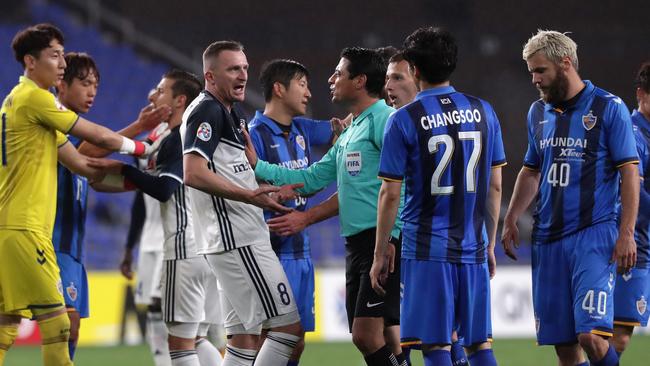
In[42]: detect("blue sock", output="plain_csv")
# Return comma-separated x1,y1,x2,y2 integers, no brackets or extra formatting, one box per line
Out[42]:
68,340,76,360
450,341,468,366
467,349,497,366
591,344,619,366
402,348,412,366
287,361,299,366
424,350,452,366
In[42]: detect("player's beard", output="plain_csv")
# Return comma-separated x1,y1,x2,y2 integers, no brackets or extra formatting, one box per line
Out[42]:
539,68,569,105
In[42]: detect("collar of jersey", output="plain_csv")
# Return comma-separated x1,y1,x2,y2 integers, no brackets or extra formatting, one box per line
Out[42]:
632,109,650,135
414,85,456,101
19,75,39,89
252,110,300,136
543,80,595,113
352,99,389,126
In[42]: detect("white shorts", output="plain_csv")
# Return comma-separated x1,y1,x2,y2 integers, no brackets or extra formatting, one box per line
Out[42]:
161,256,218,323
135,250,164,305
207,244,299,332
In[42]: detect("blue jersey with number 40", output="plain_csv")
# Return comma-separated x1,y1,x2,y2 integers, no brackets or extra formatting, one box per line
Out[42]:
524,81,638,244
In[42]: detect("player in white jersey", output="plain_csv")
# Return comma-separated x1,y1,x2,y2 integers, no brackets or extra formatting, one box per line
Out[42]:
181,41,303,366
93,70,223,366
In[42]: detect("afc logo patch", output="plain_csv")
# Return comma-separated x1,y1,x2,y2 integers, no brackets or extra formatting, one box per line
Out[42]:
296,135,306,151
637,296,647,316
197,122,212,141
582,110,597,130
54,98,68,111
66,282,78,302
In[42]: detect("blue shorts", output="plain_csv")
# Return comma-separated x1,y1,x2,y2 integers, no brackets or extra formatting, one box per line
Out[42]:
614,267,650,327
400,259,491,347
532,222,617,345
280,258,315,331
56,252,89,318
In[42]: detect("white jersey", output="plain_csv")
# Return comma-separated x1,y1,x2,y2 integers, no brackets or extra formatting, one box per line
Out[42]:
151,127,201,260
181,91,269,253
139,189,164,252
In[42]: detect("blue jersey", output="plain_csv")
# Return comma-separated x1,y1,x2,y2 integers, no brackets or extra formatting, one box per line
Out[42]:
52,135,88,261
379,86,506,263
248,111,332,259
524,81,639,244
628,110,649,267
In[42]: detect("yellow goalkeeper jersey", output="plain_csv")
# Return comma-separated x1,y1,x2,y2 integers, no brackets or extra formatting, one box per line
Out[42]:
0,76,77,237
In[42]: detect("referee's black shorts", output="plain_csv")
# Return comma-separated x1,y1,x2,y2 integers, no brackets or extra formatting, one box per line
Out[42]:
344,227,401,332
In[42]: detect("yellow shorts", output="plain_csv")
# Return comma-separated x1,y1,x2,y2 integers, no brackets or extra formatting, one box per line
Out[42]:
0,230,64,317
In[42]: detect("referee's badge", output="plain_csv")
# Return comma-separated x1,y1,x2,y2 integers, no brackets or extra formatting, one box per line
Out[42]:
296,135,306,151
582,110,597,130
66,282,78,302
197,122,212,141
346,151,362,176
637,296,647,316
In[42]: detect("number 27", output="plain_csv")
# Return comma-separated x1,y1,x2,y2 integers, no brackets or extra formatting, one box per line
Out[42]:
428,131,481,195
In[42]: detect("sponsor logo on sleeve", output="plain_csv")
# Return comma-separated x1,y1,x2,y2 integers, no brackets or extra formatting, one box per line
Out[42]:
197,122,212,141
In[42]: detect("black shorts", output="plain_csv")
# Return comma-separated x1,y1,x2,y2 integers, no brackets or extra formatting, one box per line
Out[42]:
344,227,401,332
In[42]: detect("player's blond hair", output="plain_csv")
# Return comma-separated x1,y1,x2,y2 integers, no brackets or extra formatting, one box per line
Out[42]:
522,30,579,71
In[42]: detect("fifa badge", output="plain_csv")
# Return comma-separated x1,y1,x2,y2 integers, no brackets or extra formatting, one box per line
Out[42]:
582,110,597,130
637,296,647,316
66,282,78,302
345,151,362,176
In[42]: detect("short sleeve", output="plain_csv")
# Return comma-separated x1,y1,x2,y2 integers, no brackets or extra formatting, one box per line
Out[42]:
182,102,224,161
489,107,507,167
55,131,68,147
295,117,332,146
605,101,639,167
523,105,541,170
378,112,408,181
26,90,78,133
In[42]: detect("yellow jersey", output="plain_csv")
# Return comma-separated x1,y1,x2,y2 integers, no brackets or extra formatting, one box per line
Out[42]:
0,76,77,237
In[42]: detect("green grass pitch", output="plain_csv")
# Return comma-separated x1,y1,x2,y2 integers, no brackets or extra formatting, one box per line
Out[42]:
6,336,650,365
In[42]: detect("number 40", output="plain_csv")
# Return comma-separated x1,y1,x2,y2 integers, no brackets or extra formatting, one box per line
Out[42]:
582,290,607,315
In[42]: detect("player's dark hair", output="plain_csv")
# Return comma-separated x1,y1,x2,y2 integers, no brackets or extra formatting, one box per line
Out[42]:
389,51,406,64
340,47,388,97
259,59,309,102
376,46,398,64
635,61,650,93
62,52,100,86
202,40,244,63
12,23,65,68
164,69,202,108
403,27,457,84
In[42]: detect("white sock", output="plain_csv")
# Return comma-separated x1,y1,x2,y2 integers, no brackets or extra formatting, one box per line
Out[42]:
195,338,223,366
222,345,256,366
170,350,200,366
147,312,172,366
255,332,300,366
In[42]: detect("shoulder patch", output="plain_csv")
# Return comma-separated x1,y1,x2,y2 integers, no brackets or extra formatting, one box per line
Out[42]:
197,122,212,141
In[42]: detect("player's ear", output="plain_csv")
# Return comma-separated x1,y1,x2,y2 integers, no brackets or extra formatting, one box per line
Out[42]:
636,87,644,103
23,54,37,71
273,81,285,99
175,94,187,110
354,74,367,91
204,70,215,86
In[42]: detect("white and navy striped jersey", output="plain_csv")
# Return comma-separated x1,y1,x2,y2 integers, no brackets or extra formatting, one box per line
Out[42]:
181,91,269,254
153,127,200,260
137,158,165,253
